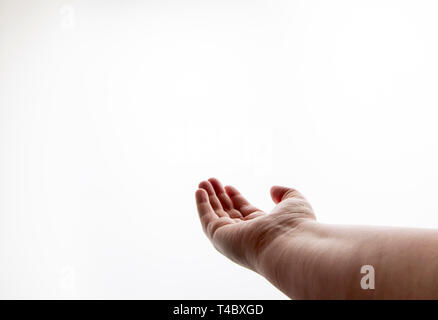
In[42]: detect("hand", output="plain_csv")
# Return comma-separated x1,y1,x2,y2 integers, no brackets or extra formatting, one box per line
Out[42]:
195,178,316,272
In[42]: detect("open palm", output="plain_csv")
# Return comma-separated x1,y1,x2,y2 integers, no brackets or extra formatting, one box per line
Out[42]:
195,178,316,271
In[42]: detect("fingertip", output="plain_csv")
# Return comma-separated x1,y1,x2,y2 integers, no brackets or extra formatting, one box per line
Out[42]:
270,185,280,195
195,188,208,202
208,177,222,190
270,185,285,204
270,185,302,203
224,185,238,196
199,180,214,195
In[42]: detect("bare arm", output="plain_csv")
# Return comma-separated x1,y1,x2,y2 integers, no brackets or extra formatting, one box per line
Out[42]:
195,178,438,299
257,221,438,299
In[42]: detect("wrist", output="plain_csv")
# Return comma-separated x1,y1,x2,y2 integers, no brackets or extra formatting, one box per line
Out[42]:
253,219,320,296
254,220,362,299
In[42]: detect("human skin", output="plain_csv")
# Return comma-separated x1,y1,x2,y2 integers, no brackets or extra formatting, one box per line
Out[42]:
195,178,438,299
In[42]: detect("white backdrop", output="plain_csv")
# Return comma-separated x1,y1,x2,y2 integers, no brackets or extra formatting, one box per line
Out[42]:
2,0,438,299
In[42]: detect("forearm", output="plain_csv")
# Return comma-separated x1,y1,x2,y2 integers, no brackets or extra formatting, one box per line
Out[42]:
257,221,438,299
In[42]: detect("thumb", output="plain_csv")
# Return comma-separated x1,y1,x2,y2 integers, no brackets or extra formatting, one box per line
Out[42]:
270,186,304,204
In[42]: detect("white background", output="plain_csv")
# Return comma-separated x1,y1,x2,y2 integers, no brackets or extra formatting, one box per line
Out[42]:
2,0,438,299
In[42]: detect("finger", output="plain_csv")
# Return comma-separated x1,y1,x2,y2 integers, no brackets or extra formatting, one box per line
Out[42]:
195,189,217,233
208,178,235,212
198,180,227,217
224,185,261,217
270,186,305,204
